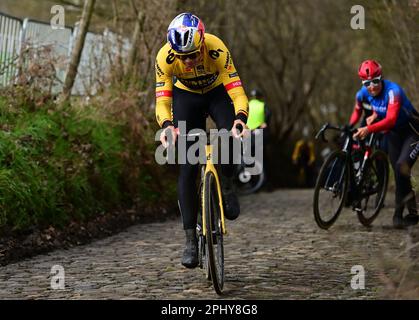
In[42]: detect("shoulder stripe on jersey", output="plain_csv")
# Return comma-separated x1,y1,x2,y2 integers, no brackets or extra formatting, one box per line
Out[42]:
388,90,394,104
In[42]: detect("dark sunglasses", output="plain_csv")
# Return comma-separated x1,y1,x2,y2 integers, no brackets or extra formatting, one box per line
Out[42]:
362,76,382,87
176,52,200,61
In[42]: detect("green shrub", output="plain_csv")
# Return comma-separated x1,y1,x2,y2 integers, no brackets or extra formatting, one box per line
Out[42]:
0,94,174,231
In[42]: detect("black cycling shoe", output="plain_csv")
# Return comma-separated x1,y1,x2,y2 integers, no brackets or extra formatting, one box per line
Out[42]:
404,192,418,227
181,229,198,268
403,213,419,227
393,208,404,229
220,175,240,220
393,214,404,229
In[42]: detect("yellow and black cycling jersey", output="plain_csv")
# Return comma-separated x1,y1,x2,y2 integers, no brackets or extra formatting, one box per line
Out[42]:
155,33,249,127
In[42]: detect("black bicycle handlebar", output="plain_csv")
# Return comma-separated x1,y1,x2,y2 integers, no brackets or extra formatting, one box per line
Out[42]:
315,123,358,143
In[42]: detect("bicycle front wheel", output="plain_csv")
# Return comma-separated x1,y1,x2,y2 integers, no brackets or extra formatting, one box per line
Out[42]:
204,171,224,295
357,150,389,226
313,150,349,229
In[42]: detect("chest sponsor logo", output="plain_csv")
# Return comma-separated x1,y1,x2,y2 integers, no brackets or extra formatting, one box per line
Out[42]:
196,65,205,74
372,103,387,114
178,72,219,90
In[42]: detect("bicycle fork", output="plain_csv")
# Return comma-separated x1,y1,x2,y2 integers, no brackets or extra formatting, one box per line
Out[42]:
201,144,226,236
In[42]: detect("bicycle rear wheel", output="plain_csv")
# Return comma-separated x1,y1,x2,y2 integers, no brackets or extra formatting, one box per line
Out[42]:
204,171,224,294
313,150,349,229
357,150,389,226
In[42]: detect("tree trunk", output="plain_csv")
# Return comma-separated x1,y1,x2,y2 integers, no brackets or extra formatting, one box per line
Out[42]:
112,0,119,29
126,7,145,78
60,0,96,103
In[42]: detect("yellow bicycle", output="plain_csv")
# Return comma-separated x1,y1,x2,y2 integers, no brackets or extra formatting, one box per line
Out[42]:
186,131,226,295
178,127,244,295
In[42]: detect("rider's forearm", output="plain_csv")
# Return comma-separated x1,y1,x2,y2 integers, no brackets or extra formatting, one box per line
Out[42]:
155,99,173,128
224,81,249,119
349,103,363,126
367,100,400,133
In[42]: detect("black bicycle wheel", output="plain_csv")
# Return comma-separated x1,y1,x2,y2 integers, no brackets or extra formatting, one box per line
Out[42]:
313,150,349,229
204,171,224,295
235,161,265,195
357,150,389,226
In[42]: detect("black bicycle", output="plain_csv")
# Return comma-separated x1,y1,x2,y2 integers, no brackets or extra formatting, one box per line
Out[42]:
313,123,389,229
234,131,265,195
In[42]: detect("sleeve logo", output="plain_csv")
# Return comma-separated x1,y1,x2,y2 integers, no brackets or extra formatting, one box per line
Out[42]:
224,52,231,69
156,62,165,77
156,90,172,98
225,80,242,91
209,49,223,60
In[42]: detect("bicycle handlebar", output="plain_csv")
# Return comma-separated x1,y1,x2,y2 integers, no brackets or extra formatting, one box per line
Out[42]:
315,123,358,143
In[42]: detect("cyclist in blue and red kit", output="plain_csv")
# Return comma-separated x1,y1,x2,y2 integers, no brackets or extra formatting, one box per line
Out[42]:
353,60,419,228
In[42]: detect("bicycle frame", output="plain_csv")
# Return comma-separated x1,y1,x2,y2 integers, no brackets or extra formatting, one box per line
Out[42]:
344,133,379,194
317,123,379,200
176,130,227,236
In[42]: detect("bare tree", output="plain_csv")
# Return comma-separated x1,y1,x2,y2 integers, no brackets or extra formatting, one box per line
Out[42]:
112,0,119,29
232,0,342,142
61,0,96,103
381,0,418,104
125,0,145,78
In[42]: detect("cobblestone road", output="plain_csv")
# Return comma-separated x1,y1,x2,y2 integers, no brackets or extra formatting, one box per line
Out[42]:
0,189,418,299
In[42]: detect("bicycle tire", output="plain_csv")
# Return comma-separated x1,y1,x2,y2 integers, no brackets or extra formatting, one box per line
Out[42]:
204,171,224,295
356,150,389,226
236,162,265,195
313,150,349,229
197,179,211,280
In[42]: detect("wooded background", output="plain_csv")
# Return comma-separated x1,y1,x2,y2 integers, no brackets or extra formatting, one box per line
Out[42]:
1,0,418,187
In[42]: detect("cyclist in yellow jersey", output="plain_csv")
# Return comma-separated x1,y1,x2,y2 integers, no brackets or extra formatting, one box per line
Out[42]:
292,128,316,188
155,13,249,268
